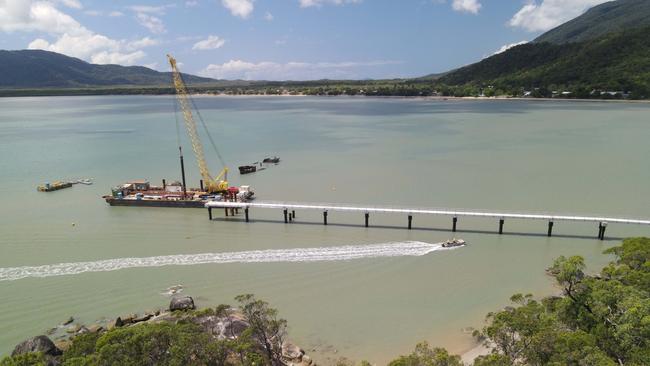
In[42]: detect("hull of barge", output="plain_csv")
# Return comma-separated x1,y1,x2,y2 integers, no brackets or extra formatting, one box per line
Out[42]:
104,197,206,208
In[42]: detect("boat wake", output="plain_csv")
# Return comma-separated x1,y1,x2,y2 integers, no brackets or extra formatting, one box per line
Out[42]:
0,241,444,282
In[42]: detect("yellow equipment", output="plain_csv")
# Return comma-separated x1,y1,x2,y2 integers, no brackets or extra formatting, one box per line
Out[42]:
168,54,228,193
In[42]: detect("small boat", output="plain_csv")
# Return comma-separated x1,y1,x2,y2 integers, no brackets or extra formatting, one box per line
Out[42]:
262,156,280,164
442,238,466,248
77,178,93,185
238,165,257,174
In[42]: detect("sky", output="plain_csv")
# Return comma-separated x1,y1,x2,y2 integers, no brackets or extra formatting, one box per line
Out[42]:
0,0,614,80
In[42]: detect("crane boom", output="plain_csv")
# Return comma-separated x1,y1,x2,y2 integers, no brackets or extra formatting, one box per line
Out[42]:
167,54,228,193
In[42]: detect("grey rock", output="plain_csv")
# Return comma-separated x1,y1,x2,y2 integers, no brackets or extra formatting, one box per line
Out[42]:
170,296,195,311
282,342,304,361
62,317,74,326
12,335,61,357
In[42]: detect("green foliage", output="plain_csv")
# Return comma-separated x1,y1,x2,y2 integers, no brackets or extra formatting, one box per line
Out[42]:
0,353,47,366
470,354,511,366
387,342,462,366
235,294,287,365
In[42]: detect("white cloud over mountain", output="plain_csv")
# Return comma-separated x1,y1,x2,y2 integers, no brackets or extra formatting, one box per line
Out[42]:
299,0,362,7
200,59,400,80
509,0,610,32
0,0,156,65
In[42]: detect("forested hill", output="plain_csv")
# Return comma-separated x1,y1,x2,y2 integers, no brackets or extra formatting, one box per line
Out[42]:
534,0,650,44
0,50,215,88
437,25,650,98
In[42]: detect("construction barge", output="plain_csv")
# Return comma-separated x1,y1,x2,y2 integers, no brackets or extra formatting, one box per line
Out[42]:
104,180,253,208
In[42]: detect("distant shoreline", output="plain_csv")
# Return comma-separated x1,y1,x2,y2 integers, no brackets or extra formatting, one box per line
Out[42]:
1,90,649,104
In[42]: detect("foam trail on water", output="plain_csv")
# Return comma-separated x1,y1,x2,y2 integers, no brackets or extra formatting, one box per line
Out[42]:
0,241,443,282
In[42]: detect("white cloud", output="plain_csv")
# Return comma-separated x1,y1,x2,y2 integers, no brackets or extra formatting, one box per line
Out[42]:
199,59,400,80
185,1,199,7
108,11,124,17
192,35,225,50
299,0,362,7
492,40,528,56
136,13,165,34
509,0,610,32
451,0,481,14
264,11,273,21
58,0,82,9
221,0,253,18
84,10,101,16
0,1,156,66
127,4,174,15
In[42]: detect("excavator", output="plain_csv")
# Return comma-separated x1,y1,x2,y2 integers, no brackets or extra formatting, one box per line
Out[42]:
168,54,229,193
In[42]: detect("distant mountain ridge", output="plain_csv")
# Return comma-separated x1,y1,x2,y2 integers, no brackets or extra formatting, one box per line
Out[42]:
534,0,650,44
0,50,215,88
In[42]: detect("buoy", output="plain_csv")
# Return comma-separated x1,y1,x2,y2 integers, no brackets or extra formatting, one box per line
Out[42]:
71,223,76,227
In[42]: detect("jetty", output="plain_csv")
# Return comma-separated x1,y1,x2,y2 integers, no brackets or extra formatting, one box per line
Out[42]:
205,200,650,240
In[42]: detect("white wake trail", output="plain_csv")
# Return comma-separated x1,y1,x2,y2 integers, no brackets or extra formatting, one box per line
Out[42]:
0,241,443,282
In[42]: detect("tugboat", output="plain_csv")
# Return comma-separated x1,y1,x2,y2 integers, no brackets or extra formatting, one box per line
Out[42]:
238,165,257,174
442,238,466,248
263,156,280,164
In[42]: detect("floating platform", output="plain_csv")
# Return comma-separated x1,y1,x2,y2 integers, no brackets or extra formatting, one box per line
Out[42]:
37,181,73,192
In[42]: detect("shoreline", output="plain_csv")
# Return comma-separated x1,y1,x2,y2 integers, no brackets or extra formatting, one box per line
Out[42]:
3,91,649,104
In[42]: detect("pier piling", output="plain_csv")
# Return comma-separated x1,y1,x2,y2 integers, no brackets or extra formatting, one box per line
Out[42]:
408,215,412,230
548,221,554,237
292,210,296,219
208,207,212,220
245,208,249,222
200,179,204,191
323,211,328,225
452,217,458,232
284,209,288,223
365,212,369,227
499,218,505,234
225,208,228,217
599,222,607,240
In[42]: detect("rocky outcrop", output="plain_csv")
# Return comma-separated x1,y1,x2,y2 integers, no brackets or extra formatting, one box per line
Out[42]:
12,335,61,357
169,296,195,311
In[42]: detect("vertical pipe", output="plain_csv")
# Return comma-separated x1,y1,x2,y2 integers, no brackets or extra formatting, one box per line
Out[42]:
284,209,288,223
452,216,458,232
179,149,187,199
245,208,249,222
600,222,607,240
408,215,412,230
365,212,369,227
200,179,204,191
208,207,212,220
547,221,553,237
598,222,603,239
323,211,328,225
499,219,504,234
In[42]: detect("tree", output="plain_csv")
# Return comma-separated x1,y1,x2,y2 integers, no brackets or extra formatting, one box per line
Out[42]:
235,294,287,365
387,342,462,366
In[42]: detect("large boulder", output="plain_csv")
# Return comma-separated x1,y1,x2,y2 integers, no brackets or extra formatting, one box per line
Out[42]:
169,296,195,311
282,342,304,361
12,335,61,357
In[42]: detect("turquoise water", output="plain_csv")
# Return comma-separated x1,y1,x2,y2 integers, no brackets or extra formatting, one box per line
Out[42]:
1,96,649,363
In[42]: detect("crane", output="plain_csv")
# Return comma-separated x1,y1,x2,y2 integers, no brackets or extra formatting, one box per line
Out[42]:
167,54,229,193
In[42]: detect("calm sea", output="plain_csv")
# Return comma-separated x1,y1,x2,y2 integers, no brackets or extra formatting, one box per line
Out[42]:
1,96,649,363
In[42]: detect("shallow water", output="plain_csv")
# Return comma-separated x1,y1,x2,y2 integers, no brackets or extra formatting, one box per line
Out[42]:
1,96,649,363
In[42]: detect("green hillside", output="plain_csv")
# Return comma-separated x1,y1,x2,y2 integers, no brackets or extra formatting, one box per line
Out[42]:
534,0,650,44
438,26,650,98
0,50,215,88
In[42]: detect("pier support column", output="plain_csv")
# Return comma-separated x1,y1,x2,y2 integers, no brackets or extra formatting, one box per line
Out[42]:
365,212,369,227
408,215,412,230
499,219,505,234
599,222,607,240
208,207,212,221
245,208,249,222
200,179,204,191
452,217,458,232
284,209,288,223
289,212,293,222
547,221,554,237
292,210,296,219
323,211,328,225
225,208,228,217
